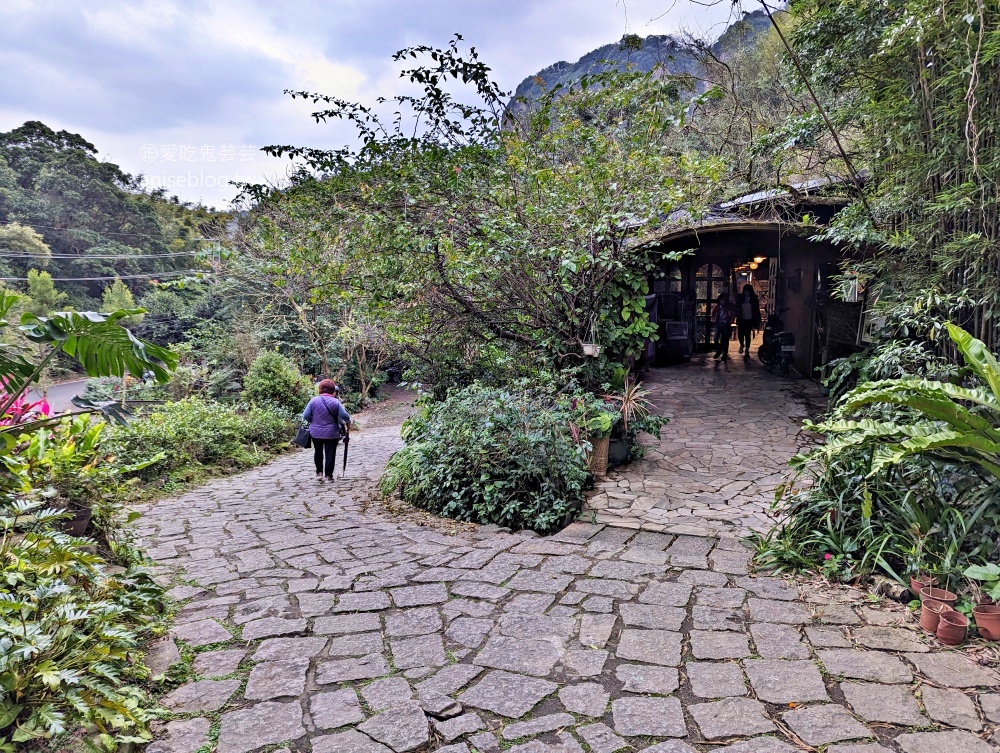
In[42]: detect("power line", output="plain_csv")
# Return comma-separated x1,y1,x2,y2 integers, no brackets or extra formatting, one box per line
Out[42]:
2,221,221,243
0,270,213,282
0,251,204,259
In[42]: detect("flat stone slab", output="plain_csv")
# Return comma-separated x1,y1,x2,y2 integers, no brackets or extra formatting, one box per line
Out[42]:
390,584,448,607
245,658,308,700
241,617,306,641
434,712,484,742
310,688,365,730
579,614,617,647
474,635,561,677
391,634,447,670
314,613,382,635
686,661,747,698
578,722,629,753
171,618,232,647
619,603,685,630
744,659,829,703
563,648,608,677
506,571,573,593
853,626,929,653
638,743,699,753
559,683,610,716
840,681,927,726
689,630,751,659
361,678,413,711
826,746,893,753
638,582,692,607
750,622,810,659
162,679,240,713
714,738,798,752
747,597,811,624
903,652,1000,688
144,638,182,676
921,686,982,731
501,712,575,740
357,701,429,752
980,693,1000,722
147,717,211,753
312,730,392,753
615,664,679,694
895,730,997,753
252,637,325,662
818,649,913,683
805,626,851,648
317,654,390,683
615,629,682,666
459,670,557,718
612,696,686,737
689,697,776,739
783,704,872,746
385,607,442,637
217,701,306,753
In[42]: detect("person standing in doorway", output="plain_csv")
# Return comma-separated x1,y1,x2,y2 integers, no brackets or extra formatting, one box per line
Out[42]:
736,284,762,359
712,292,734,362
302,379,352,482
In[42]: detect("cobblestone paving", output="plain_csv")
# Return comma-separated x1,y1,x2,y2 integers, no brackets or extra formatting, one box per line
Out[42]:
139,405,1000,753
585,349,825,537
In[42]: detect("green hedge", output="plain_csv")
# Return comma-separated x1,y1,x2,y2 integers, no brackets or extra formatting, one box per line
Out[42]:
105,398,293,483
380,383,588,533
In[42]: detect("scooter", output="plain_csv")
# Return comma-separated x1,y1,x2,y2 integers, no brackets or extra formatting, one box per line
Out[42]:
758,310,796,375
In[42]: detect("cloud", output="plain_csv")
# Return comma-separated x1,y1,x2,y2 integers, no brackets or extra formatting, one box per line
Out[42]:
0,0,741,206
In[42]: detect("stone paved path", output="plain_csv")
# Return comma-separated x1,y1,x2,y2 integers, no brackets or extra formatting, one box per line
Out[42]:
585,349,825,537
137,402,1000,753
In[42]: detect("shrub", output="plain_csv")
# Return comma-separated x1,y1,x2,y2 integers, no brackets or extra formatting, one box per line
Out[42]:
380,383,588,533
104,398,293,484
241,351,313,414
0,498,164,748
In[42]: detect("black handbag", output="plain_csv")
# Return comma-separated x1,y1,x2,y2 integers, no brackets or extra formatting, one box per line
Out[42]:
293,425,312,448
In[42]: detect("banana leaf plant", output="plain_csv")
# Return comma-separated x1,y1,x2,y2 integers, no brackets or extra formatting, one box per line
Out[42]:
799,323,1000,481
0,290,177,494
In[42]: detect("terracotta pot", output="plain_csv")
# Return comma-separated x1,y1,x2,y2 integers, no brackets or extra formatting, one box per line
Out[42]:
973,604,1000,641
910,574,937,597
920,598,948,634
920,586,958,607
937,609,968,645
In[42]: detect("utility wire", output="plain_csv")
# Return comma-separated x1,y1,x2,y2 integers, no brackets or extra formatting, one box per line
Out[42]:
1,221,221,243
0,270,212,282
0,251,204,259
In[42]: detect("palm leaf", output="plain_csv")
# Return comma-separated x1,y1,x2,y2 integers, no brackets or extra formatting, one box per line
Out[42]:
18,310,177,382
947,323,1000,399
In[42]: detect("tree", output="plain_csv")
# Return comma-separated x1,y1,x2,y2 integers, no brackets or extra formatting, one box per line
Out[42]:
25,269,66,316
101,277,143,326
0,222,50,261
244,38,725,389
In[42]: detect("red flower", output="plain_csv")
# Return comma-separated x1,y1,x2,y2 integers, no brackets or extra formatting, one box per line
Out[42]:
824,553,833,560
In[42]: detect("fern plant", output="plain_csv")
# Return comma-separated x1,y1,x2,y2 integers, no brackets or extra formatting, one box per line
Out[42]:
802,323,1000,480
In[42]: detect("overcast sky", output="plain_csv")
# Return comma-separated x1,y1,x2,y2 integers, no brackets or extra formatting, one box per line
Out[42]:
0,0,740,208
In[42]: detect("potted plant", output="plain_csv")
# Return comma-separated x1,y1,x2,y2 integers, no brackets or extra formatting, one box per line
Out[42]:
603,375,668,467
569,396,617,479
965,563,1000,640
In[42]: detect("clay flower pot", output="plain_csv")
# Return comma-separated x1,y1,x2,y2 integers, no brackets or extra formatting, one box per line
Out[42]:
920,598,948,634
937,609,968,645
910,574,937,597
920,586,958,607
973,604,1000,641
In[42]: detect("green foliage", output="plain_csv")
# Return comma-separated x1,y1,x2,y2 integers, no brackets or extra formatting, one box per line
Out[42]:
24,271,66,318
101,279,142,327
380,383,589,533
755,324,1000,584
104,398,293,484
965,563,1000,602
0,498,163,748
241,350,313,415
806,325,1000,481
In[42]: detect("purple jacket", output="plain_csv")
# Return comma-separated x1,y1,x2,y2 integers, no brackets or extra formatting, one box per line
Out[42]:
302,395,351,439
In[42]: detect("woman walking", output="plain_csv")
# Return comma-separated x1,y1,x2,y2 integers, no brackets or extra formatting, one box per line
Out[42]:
302,379,352,482
735,284,762,359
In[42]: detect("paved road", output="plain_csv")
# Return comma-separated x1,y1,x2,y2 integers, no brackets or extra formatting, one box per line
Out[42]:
136,405,1000,753
27,378,86,413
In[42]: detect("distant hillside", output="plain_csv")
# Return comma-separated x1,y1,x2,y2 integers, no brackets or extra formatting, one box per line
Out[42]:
510,10,771,107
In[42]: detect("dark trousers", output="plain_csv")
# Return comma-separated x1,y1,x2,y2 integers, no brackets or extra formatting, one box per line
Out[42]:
714,325,731,359
313,438,339,478
737,320,754,351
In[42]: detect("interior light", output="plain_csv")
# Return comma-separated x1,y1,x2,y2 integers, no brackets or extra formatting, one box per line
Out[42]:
753,256,766,264
749,262,758,270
